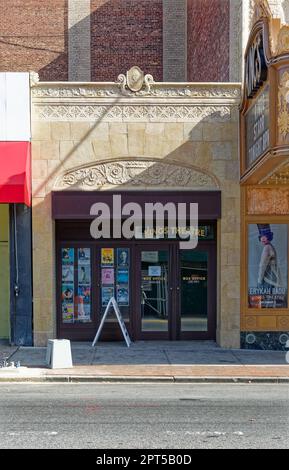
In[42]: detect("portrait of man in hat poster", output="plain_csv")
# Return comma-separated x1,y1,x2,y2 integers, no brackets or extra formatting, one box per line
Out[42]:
248,224,287,308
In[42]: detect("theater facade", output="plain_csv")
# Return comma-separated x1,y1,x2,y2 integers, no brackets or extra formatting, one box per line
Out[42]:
240,3,289,349
31,71,241,347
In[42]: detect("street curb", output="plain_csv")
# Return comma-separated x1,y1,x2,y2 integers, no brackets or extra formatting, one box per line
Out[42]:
1,375,289,383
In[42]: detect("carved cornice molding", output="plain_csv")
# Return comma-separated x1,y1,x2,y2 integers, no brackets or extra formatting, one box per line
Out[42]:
31,83,241,100
33,103,234,122
54,160,220,191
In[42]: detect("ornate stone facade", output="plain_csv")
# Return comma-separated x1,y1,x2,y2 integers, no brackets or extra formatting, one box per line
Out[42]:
31,77,241,348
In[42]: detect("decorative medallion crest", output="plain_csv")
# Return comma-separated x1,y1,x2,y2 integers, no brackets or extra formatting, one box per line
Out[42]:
117,67,154,95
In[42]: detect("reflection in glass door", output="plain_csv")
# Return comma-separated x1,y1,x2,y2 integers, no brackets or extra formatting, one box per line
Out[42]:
140,250,169,332
180,250,208,332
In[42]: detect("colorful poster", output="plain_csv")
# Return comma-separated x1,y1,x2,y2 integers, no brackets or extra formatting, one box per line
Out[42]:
117,248,129,267
78,265,91,284
117,286,129,306
102,268,115,285
117,269,129,284
62,248,74,265
102,287,114,306
62,284,74,302
101,248,114,266
78,248,90,265
77,285,91,303
62,265,74,283
62,302,74,323
76,301,91,322
248,224,288,308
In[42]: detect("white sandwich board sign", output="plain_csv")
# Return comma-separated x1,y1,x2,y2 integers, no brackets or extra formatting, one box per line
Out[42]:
92,297,131,348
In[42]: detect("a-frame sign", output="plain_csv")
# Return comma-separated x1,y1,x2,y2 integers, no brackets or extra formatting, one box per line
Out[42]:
92,297,131,348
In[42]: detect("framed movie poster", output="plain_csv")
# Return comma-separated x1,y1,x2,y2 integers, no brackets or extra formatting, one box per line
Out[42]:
248,224,288,308
117,248,129,267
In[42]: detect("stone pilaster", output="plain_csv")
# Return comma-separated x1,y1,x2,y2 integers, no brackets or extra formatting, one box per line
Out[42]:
163,0,187,81
68,0,91,81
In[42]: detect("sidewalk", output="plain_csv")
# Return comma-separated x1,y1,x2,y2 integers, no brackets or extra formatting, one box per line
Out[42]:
1,341,289,383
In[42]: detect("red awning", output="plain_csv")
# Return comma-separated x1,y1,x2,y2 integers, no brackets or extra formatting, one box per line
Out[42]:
0,142,31,206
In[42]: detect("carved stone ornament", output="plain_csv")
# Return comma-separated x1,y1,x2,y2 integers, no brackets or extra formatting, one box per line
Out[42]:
117,67,154,95
30,71,39,86
278,70,289,139
251,0,272,25
276,25,289,55
54,160,219,191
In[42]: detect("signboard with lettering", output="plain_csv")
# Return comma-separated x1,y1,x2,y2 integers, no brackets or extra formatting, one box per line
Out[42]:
245,85,270,167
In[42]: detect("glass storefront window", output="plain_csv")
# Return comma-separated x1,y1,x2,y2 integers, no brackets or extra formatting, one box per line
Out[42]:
61,247,92,324
248,224,288,308
100,247,130,320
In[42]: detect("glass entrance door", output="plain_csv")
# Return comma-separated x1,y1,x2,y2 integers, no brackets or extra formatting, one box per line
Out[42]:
137,247,171,339
178,245,216,340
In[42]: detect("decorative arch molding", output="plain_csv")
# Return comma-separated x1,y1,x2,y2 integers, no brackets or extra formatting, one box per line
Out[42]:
53,158,220,191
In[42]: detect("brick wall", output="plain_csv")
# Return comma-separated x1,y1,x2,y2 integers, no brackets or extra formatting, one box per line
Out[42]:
90,0,163,81
0,0,68,80
187,0,230,82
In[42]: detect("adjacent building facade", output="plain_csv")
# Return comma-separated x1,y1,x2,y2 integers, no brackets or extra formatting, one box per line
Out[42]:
240,1,289,349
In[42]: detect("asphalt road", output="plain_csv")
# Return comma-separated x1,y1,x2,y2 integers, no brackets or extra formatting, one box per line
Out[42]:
0,383,289,449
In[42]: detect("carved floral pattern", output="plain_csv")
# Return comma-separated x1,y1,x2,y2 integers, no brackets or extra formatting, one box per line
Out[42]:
55,160,219,191
33,104,233,122
31,84,241,99
278,71,289,139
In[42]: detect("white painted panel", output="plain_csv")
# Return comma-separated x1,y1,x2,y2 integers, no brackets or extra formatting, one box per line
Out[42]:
6,73,31,141
0,74,6,140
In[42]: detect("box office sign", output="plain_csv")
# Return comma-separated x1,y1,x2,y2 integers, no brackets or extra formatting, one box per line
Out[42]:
246,85,270,167
248,224,288,309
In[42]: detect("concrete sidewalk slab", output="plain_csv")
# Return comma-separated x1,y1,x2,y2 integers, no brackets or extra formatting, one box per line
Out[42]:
0,341,288,383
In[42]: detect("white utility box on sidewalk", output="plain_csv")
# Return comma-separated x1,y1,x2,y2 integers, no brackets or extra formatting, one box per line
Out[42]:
46,339,73,369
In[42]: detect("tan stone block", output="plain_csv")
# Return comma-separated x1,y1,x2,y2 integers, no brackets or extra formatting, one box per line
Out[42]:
32,179,46,198
226,248,240,266
202,123,223,141
34,332,52,347
212,142,232,160
145,123,164,135
70,122,91,140
211,161,226,179
32,160,48,179
128,128,145,156
164,123,184,141
51,122,70,141
163,139,183,156
92,139,111,158
67,140,94,166
32,122,51,141
144,134,164,157
59,141,76,163
216,329,240,348
183,122,203,141
31,141,41,160
39,141,59,161
110,133,128,157
109,123,127,134
89,122,109,139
